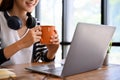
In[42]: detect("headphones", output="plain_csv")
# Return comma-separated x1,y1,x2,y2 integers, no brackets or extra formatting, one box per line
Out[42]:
4,11,36,30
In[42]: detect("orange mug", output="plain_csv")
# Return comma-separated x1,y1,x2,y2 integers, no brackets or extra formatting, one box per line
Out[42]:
40,25,56,44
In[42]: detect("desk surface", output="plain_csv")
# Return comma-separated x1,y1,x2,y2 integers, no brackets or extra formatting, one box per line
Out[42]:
1,62,120,80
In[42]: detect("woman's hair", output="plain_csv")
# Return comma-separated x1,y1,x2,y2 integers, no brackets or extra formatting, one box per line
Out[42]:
0,0,14,11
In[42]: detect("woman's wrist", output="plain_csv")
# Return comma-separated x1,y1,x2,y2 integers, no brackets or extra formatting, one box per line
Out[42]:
47,52,55,60
41,51,55,62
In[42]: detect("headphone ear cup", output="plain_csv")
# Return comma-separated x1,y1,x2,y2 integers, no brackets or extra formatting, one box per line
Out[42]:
4,11,22,30
26,16,36,28
7,16,22,30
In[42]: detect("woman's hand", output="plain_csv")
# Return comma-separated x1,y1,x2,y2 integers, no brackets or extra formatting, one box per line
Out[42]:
18,26,42,49
46,31,60,59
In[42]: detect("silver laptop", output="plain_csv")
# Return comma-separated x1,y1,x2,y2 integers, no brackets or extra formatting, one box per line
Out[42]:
25,22,115,78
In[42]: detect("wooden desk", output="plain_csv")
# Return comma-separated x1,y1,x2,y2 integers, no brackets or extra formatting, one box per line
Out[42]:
1,62,120,80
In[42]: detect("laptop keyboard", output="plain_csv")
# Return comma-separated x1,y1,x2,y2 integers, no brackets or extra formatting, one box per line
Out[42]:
43,67,63,75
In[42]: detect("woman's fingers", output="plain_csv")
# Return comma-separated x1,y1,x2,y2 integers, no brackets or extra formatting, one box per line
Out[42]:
33,26,41,32
29,26,42,42
50,34,59,44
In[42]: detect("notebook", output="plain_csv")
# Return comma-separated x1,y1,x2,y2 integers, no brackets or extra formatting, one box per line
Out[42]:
25,22,116,78
0,69,16,79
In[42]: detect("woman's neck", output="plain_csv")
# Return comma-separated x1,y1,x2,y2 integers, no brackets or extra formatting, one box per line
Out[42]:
9,9,27,20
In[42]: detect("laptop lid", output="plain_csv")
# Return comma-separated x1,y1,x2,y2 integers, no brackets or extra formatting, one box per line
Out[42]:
25,22,115,77
61,22,115,77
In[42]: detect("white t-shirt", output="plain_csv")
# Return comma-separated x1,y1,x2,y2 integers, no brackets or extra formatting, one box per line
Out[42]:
0,11,33,65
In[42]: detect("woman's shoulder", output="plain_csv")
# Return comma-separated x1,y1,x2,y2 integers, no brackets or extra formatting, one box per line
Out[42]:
0,11,3,16
0,11,5,27
0,11,5,21
0,11,4,17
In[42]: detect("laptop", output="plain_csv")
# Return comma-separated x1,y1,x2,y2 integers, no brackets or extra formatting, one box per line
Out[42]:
25,22,116,78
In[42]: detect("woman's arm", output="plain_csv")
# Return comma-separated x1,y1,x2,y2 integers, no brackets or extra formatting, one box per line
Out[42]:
3,40,24,59
4,28,42,58
45,33,59,61
32,33,59,62
0,27,42,64
0,39,24,65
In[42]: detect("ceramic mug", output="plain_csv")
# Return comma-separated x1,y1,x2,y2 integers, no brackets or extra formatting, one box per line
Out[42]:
40,25,56,44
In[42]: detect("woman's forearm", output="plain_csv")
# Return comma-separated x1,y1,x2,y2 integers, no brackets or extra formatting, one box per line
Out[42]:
4,40,24,59
47,51,56,60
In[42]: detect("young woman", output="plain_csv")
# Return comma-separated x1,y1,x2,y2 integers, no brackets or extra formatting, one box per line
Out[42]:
0,0,59,65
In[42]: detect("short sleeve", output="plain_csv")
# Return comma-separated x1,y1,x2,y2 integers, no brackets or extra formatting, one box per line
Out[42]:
32,42,55,62
0,48,10,65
